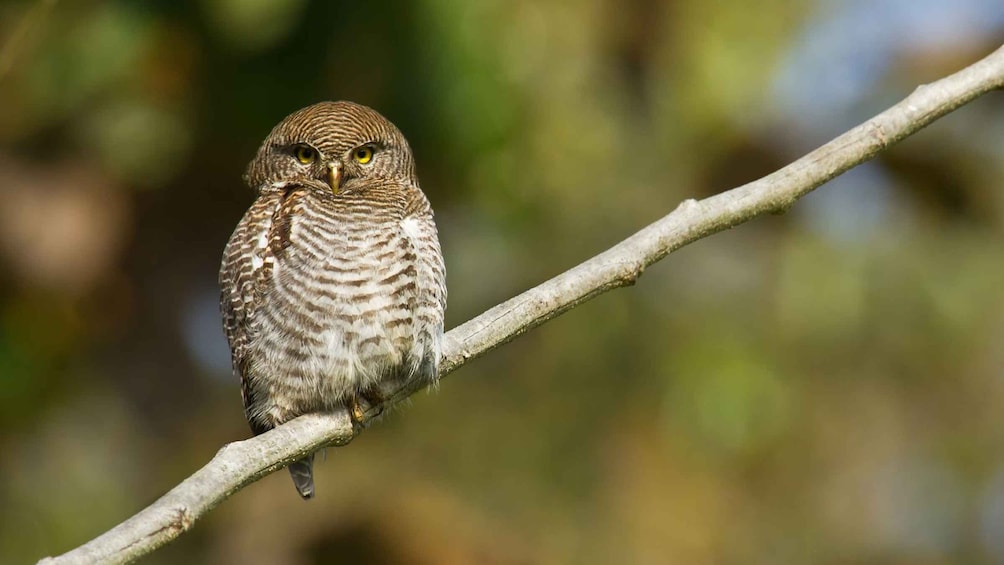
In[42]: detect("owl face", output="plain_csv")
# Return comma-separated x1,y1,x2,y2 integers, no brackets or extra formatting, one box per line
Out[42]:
244,101,416,194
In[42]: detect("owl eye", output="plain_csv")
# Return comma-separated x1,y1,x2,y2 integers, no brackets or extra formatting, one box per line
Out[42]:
293,145,318,165
352,145,374,164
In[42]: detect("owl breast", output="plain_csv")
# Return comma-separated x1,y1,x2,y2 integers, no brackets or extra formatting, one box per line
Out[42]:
243,187,444,425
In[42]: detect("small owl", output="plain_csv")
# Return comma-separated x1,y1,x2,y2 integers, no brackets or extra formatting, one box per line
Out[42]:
219,101,446,499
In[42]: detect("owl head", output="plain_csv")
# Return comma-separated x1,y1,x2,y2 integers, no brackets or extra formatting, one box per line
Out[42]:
245,101,416,193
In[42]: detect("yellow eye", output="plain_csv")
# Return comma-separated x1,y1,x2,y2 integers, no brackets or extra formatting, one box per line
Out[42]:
353,146,374,164
294,145,317,164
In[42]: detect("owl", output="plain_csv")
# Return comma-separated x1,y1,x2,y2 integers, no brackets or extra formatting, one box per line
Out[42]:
219,101,446,499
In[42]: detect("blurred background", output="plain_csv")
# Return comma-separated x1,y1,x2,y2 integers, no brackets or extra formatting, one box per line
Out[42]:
1,0,1003,563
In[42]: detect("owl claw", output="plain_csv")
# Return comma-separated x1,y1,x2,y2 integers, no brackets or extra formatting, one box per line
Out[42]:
348,395,367,425
348,388,386,425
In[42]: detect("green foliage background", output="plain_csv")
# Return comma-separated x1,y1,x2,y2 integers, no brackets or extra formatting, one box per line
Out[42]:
1,1,1003,563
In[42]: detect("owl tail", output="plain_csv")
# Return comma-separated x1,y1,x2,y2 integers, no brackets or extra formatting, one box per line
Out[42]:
288,455,315,499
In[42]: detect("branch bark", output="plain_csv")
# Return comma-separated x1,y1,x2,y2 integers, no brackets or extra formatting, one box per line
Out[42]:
39,45,1004,565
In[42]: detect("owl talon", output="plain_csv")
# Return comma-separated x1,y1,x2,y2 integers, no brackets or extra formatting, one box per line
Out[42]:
348,395,367,425
347,388,386,425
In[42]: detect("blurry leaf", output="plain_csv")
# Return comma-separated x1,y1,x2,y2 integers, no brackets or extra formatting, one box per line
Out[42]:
202,0,308,53
0,158,130,290
23,3,151,125
77,100,192,188
664,327,793,456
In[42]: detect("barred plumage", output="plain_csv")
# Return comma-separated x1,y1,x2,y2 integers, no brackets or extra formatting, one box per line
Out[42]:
219,102,446,499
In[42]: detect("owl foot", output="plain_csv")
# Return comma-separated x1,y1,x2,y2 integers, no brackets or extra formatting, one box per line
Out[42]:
348,395,367,425
347,388,386,425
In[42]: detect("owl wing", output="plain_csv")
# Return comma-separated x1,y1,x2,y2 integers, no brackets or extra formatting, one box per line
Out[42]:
219,190,287,435
402,192,448,378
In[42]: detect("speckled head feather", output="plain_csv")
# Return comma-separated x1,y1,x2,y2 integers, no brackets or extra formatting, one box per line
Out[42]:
244,101,416,191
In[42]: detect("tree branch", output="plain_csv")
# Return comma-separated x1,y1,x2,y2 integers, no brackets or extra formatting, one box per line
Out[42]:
39,45,1004,565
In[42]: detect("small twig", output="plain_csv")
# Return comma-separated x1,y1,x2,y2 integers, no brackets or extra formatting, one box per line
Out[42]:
38,44,1004,565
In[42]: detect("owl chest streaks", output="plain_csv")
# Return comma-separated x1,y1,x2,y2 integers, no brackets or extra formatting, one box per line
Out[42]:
239,184,439,427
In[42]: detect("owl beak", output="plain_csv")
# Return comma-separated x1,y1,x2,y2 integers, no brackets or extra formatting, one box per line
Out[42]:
326,161,343,193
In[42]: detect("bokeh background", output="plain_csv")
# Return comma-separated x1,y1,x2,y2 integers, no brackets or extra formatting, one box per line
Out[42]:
2,0,1004,563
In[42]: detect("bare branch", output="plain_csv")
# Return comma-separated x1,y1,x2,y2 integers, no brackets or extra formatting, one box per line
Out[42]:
39,45,1004,565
